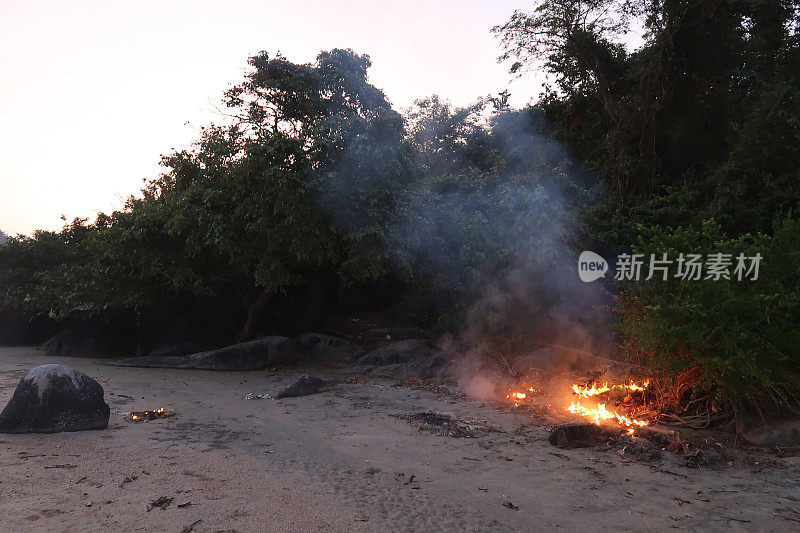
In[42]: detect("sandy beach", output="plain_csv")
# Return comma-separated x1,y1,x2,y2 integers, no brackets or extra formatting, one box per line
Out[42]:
0,346,798,532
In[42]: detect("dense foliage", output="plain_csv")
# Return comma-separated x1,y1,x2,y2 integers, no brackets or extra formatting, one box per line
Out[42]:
617,217,800,413
496,0,800,410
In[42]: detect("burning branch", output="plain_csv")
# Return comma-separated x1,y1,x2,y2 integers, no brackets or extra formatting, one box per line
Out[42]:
566,379,651,432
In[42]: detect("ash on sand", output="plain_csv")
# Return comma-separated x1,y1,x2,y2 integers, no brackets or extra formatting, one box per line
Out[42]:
274,374,332,399
393,411,497,438
616,433,662,462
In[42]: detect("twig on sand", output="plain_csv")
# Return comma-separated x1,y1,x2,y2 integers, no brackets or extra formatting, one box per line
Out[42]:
723,516,752,523
492,351,518,379
19,454,47,460
503,500,519,511
180,520,202,533
653,467,688,478
147,496,174,512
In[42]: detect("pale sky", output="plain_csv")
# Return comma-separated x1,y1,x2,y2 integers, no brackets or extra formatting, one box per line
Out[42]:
0,0,548,235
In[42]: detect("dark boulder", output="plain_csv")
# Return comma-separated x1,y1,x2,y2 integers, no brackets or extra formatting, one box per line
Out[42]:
343,339,449,380
284,333,360,365
548,423,617,449
0,364,110,433
41,313,137,358
41,330,104,358
109,336,292,371
140,337,209,359
274,374,331,399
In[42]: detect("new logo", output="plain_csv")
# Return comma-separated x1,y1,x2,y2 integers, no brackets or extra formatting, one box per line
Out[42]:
578,251,608,282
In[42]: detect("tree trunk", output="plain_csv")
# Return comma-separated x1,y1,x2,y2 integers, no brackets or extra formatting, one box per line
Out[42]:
236,290,271,343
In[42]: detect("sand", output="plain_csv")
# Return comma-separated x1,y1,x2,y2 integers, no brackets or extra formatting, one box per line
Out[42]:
0,346,798,532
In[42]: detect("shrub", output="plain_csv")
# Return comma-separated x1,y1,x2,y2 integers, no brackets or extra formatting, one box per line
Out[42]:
616,216,800,416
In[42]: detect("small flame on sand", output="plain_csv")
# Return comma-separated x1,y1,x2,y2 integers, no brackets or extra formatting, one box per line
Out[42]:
505,387,541,407
125,407,168,423
504,387,539,408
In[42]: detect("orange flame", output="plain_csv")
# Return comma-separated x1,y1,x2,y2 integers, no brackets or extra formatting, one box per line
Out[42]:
567,380,650,431
566,401,649,429
571,380,649,398
504,387,539,408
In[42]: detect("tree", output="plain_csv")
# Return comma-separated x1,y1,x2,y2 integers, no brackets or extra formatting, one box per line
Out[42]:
76,49,412,341
496,0,800,229
0,219,92,319
495,1,629,120
227,49,412,284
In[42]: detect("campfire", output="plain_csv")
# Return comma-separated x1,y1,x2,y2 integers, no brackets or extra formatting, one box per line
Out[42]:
503,378,652,433
566,380,650,433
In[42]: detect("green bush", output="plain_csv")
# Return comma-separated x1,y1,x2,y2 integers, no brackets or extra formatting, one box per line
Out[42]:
616,216,800,411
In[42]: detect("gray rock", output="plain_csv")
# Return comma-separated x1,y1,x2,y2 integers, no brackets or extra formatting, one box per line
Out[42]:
343,339,449,379
141,337,208,359
286,333,359,365
0,364,110,433
40,314,136,358
274,374,330,399
41,329,123,358
109,336,292,370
